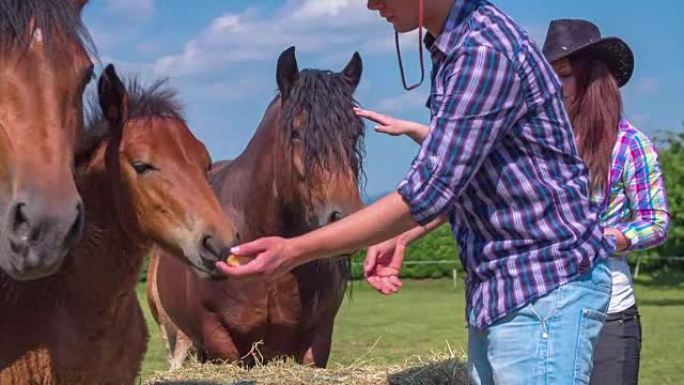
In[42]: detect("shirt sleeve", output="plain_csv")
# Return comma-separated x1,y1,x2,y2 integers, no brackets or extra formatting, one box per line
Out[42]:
613,132,670,251
398,45,524,225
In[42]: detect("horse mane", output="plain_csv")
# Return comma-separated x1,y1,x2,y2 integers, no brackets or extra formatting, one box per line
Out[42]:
76,77,185,165
0,0,95,57
280,69,366,185
278,69,366,288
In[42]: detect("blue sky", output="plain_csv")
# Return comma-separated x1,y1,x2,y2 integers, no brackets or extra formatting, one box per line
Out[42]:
83,0,683,197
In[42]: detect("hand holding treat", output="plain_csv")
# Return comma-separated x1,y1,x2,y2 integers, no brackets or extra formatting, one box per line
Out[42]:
225,254,252,267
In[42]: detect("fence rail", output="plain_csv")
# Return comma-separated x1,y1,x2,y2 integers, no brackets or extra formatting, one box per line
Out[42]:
351,255,684,266
351,260,458,266
350,255,684,282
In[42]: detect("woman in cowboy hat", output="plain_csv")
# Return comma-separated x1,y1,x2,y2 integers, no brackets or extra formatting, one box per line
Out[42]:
542,19,670,385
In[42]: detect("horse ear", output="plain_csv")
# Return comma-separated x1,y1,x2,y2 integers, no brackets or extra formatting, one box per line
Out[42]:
97,64,128,147
341,52,363,91
276,46,299,99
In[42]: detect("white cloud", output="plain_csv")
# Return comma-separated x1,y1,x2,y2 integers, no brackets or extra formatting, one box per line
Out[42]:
152,0,404,78
292,0,359,19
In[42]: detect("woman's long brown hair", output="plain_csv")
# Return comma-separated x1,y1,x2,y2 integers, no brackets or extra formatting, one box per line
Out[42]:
567,56,622,195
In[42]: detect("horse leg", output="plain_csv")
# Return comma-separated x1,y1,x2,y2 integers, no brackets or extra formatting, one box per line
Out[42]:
169,328,194,370
147,253,193,370
199,316,241,363
159,320,176,369
301,316,335,368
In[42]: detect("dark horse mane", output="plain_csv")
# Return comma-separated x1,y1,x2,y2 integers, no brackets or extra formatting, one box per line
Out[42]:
75,77,184,165
0,0,95,56
278,68,365,184
276,68,366,287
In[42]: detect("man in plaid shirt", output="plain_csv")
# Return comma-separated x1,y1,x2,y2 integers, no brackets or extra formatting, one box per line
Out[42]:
222,1,615,384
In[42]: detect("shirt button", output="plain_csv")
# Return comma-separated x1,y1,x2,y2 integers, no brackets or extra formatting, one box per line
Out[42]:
542,332,549,339
425,156,438,171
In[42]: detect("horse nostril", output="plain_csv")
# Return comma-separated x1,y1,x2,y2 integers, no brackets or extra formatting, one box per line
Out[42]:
330,211,344,223
63,202,85,249
11,202,28,232
8,202,30,255
202,235,223,260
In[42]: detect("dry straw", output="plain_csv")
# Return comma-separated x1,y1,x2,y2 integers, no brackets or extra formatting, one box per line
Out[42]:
145,341,471,385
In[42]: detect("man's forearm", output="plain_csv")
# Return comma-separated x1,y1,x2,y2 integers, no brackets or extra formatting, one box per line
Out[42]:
406,122,430,144
291,192,419,265
398,214,449,245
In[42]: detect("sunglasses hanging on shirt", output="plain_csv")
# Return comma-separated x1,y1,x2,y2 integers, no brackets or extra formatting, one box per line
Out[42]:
395,0,425,91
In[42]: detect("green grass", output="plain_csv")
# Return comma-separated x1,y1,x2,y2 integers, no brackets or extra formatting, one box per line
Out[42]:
137,274,684,384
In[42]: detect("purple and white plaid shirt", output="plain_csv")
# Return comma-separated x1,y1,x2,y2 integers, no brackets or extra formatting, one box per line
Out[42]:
397,0,614,328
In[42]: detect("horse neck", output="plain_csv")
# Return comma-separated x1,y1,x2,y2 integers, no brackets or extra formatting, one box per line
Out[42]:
64,144,149,308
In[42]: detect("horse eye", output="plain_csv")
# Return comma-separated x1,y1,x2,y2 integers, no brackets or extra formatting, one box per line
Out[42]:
131,161,157,175
81,64,95,87
290,129,301,140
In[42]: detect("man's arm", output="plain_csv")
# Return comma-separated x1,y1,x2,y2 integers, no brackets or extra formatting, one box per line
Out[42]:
221,46,525,280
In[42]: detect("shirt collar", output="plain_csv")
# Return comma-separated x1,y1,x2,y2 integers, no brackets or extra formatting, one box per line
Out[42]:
619,118,631,129
424,0,481,56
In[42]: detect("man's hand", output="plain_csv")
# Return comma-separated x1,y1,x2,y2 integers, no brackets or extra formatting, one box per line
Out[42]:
354,107,428,144
217,237,296,281
363,236,407,295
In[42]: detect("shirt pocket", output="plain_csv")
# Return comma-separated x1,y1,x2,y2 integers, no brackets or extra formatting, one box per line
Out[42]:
428,93,446,119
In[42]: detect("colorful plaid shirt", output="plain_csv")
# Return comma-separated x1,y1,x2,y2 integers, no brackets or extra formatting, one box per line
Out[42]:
597,120,669,250
397,0,613,328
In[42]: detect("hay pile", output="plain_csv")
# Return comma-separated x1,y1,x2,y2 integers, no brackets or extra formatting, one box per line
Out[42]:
145,347,471,385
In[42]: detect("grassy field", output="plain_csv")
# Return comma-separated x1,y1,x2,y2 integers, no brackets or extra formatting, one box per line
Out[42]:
137,272,684,384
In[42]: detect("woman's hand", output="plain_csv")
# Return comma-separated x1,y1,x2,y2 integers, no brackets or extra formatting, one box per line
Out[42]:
604,228,630,252
354,107,429,144
363,236,407,295
217,237,297,281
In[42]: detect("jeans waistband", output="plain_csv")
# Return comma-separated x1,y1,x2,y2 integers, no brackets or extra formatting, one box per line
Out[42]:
606,304,639,322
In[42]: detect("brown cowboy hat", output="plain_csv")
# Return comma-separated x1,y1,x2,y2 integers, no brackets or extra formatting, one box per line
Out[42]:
542,19,634,87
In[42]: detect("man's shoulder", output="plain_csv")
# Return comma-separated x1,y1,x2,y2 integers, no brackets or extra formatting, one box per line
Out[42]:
436,2,561,108
461,2,529,62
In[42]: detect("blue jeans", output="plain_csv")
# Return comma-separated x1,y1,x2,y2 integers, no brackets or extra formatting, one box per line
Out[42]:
468,261,611,385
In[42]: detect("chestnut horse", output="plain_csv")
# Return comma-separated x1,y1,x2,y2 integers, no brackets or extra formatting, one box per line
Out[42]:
148,47,365,369
0,0,94,280
0,65,238,385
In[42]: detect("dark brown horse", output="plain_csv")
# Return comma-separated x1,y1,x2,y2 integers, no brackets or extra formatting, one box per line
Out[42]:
0,0,94,280
148,46,365,369
0,65,238,385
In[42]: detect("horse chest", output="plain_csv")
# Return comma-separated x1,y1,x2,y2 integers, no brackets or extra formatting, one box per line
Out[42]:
50,294,147,382
211,271,336,335
265,274,305,326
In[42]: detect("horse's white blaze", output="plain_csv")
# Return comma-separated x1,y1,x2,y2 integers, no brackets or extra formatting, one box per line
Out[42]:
32,28,43,44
